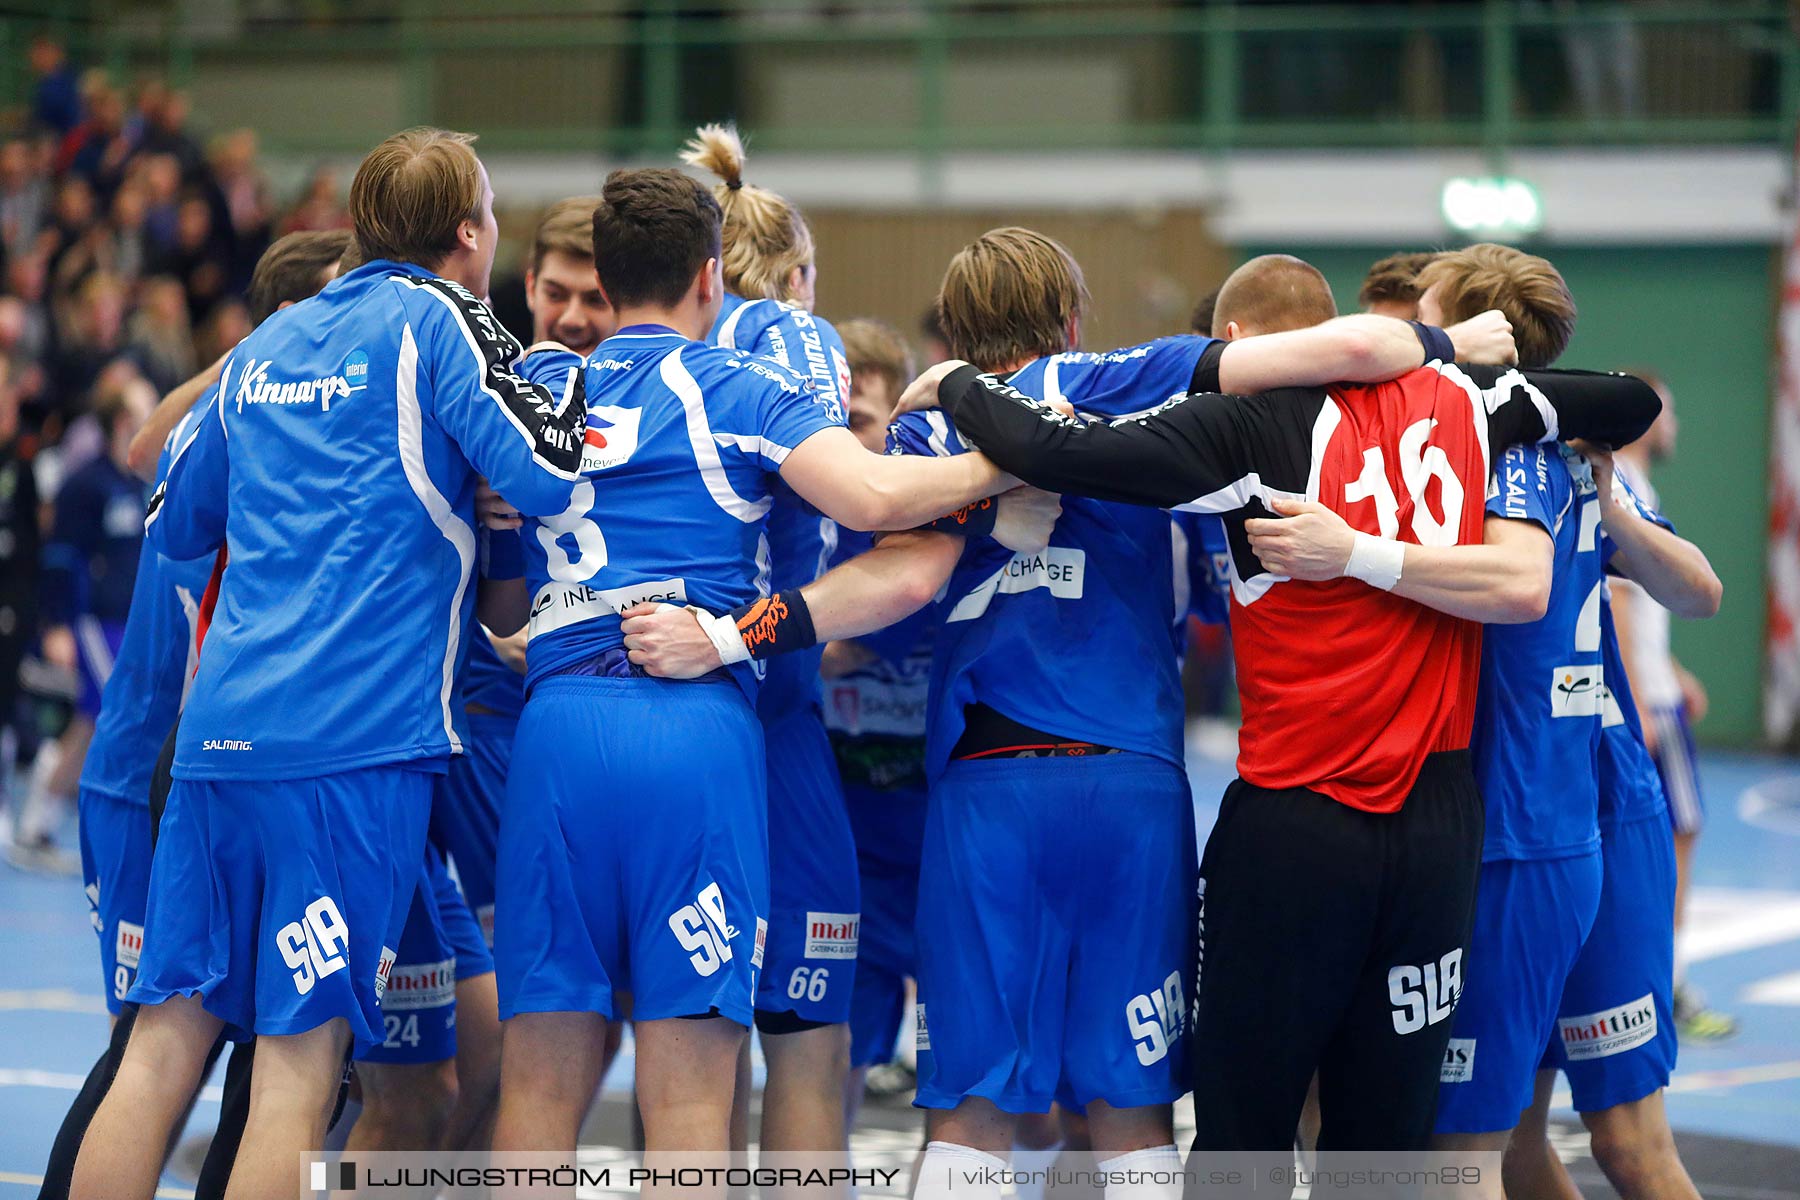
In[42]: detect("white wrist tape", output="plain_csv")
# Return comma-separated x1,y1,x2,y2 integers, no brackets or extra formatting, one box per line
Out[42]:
1345,532,1405,591
688,606,750,665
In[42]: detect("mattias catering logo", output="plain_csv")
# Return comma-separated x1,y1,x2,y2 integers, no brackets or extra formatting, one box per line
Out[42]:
234,349,369,414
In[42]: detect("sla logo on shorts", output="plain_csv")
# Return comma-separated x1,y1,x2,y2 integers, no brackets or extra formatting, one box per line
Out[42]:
915,1003,930,1052
1388,948,1463,1035
1441,1037,1476,1083
1549,663,1607,719
1559,993,1657,1061
115,920,145,970
275,897,351,997
380,958,456,1012
669,882,738,978
1126,970,1187,1066
804,912,860,960
374,945,396,1003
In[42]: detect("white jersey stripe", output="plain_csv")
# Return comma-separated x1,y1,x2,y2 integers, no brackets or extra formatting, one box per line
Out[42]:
396,323,471,755
661,347,774,523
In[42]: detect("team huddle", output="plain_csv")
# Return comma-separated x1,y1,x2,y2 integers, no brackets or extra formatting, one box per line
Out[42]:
40,122,1723,1200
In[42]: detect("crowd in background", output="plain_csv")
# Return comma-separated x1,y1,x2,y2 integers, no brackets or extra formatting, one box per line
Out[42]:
0,36,351,867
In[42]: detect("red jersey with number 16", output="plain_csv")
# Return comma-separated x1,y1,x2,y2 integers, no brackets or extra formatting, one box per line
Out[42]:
934,358,1663,814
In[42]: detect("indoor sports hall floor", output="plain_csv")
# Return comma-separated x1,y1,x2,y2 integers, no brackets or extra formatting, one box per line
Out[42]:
1,743,1796,1198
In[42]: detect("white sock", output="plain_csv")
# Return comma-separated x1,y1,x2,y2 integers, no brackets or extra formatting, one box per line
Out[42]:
914,1141,1006,1200
16,745,66,843
1100,1145,1183,1200
1009,1139,1063,1200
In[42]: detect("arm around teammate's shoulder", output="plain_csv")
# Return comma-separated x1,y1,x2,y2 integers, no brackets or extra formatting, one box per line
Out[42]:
777,424,1012,533
1474,366,1662,453
1213,310,1518,394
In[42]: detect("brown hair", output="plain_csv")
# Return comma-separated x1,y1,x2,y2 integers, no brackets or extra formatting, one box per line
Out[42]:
1415,243,1576,368
1211,254,1337,337
1357,251,1441,312
838,318,915,398
592,168,721,311
348,127,484,268
248,229,352,323
937,227,1088,372
680,124,814,303
1189,287,1220,336
530,195,601,273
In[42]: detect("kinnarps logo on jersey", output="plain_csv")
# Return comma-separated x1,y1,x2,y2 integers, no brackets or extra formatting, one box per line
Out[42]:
581,405,643,472
233,350,369,414
1559,993,1657,1060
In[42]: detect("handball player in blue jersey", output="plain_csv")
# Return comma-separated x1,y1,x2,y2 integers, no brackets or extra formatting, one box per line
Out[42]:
624,236,1516,1198
683,122,870,1160
1503,466,1717,1200
479,168,1020,1172
70,128,592,1200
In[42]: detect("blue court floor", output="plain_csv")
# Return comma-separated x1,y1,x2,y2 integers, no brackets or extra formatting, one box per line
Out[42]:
0,745,1795,1196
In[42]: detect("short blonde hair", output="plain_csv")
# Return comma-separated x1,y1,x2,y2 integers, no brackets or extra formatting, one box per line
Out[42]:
1415,243,1576,368
937,227,1088,372
1212,254,1336,337
349,127,484,268
680,124,814,303
838,318,915,398
531,195,601,272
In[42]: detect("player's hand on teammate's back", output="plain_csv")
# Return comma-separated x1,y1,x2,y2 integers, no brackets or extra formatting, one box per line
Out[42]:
1445,309,1518,366
1567,438,1615,503
890,359,972,420
991,487,1063,554
1244,497,1356,580
476,479,522,530
620,603,725,678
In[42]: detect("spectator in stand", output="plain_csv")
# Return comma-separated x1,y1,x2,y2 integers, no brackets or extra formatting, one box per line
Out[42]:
125,278,195,396
161,191,232,325
49,274,132,427
207,130,273,290
30,37,83,138
280,163,349,235
60,81,136,197
0,136,50,264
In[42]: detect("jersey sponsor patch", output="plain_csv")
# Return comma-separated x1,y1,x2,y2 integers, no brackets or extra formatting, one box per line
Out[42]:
752,916,768,970
380,957,457,1011
580,405,643,473
804,911,860,960
114,920,144,970
1550,663,1607,719
946,547,1087,623
527,578,688,639
915,1002,930,1051
1441,1037,1476,1083
1559,993,1657,1061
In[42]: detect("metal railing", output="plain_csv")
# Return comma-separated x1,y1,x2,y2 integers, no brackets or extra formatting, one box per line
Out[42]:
3,1,1794,160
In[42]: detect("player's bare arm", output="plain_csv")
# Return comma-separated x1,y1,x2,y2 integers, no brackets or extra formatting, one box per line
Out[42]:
1576,441,1722,619
776,425,1015,533
623,528,964,678
1246,501,1553,624
1213,309,1517,393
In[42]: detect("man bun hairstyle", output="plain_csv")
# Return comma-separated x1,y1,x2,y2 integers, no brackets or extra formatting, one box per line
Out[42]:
348,126,484,269
937,227,1088,373
680,123,814,304
592,167,722,312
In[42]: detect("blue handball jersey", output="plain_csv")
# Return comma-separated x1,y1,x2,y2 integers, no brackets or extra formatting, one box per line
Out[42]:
517,324,843,697
1471,443,1605,862
892,335,1208,780
710,294,851,722
146,260,591,781
1597,473,1678,825
79,411,215,806
461,630,524,720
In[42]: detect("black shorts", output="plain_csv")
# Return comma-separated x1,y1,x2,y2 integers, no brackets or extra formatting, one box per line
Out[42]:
1189,750,1484,1153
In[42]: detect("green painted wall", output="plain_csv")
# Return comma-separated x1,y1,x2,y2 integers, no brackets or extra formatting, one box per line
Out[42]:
1244,243,1776,746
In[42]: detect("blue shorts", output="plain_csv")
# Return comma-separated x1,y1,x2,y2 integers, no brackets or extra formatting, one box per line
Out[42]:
758,709,859,1027
431,711,514,945
1435,851,1603,1134
914,753,1196,1113
495,675,769,1026
74,617,125,718
1543,815,1678,1112
128,765,434,1053
77,787,154,1014
358,849,495,1065
844,781,925,1067
1648,703,1704,835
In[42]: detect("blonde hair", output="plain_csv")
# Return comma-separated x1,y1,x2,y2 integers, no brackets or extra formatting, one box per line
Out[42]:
937,227,1088,372
1415,243,1576,368
838,318,915,397
680,124,814,303
349,127,484,268
1212,254,1337,337
531,195,601,272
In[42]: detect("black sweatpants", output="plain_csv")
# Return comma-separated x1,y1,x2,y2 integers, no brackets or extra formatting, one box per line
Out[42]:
1188,750,1484,1154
